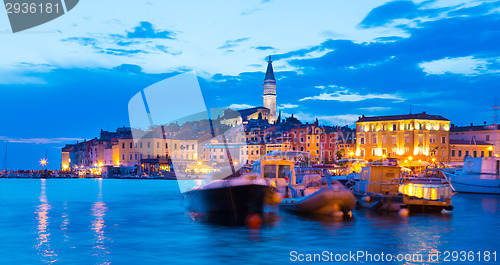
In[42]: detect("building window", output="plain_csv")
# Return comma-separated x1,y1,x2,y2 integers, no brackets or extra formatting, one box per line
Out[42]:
489,151,493,157
393,124,397,131
300,147,304,151
130,143,132,148
122,154,125,160
481,151,484,157
392,136,397,144
175,144,177,149
186,145,189,150
165,143,168,148
458,150,462,157
486,135,490,141
307,143,310,147
192,144,195,149
220,155,224,159
360,138,365,144
307,136,310,140
300,137,304,143
122,143,125,149
465,151,469,157
382,136,387,144
135,153,138,160
452,150,456,157
473,151,477,157
140,142,143,148
372,137,377,144
130,153,133,160
405,135,409,143
157,142,160,148
441,136,446,144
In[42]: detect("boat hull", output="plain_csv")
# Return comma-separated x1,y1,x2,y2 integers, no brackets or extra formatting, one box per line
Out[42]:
280,187,356,215
353,192,453,213
445,172,500,195
186,184,270,216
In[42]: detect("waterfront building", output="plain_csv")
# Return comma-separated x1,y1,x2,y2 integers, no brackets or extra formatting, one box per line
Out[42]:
448,139,494,164
356,112,451,163
450,123,499,157
240,144,265,164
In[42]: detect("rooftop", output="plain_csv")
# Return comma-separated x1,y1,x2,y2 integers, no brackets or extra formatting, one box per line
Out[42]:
357,112,449,123
450,124,500,132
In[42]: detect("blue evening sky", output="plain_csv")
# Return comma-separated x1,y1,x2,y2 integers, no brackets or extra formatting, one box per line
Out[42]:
1,0,499,169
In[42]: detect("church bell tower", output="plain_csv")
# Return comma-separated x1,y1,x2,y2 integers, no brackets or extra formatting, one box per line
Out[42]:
263,55,277,122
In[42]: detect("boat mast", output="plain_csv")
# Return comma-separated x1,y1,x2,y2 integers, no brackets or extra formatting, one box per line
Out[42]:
493,98,499,157
2,143,7,171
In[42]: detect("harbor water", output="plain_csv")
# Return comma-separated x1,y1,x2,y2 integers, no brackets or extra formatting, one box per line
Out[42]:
0,179,498,264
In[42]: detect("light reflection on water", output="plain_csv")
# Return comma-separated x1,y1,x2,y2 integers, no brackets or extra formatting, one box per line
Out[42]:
35,179,58,263
0,179,497,264
91,178,110,263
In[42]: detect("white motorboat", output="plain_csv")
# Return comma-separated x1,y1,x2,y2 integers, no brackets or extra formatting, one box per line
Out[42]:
443,156,500,195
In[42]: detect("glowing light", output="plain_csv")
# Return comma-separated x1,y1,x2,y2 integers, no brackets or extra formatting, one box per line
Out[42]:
39,158,48,166
349,152,354,156
62,164,68,170
98,162,103,167
488,146,493,151
408,156,413,161
382,154,386,158
431,158,436,162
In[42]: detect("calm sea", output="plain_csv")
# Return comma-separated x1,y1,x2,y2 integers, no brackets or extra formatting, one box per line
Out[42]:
0,179,498,265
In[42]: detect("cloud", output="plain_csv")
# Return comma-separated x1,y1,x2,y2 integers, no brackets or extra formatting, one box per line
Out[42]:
127,21,175,39
277,103,299,109
255,46,275,50
227,103,254,110
299,88,404,102
0,136,83,144
418,56,500,75
359,106,392,112
218,38,250,49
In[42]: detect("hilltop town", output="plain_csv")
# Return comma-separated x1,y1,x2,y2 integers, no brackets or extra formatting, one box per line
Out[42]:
59,57,499,178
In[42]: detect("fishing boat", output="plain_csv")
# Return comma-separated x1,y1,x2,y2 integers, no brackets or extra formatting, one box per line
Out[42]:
349,164,454,213
186,168,279,217
252,151,356,215
443,156,500,195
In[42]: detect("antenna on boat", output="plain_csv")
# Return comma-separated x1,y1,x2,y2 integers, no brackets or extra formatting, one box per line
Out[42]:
493,97,499,156
2,143,7,171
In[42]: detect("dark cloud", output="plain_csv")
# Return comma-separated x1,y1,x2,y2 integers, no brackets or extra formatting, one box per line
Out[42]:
255,46,275,50
126,21,175,39
113,64,143,74
218,37,249,49
359,1,452,28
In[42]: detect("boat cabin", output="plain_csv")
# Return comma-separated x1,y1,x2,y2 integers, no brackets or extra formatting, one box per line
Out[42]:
462,156,500,175
353,165,402,195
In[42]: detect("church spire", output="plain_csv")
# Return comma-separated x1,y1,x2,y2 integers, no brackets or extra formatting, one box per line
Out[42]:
263,55,277,123
264,55,275,81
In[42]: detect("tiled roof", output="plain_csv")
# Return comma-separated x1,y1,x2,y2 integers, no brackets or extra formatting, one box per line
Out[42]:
450,124,499,132
449,139,491,145
357,112,449,122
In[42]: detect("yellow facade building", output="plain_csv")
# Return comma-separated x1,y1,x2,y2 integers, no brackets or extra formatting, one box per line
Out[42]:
356,112,451,163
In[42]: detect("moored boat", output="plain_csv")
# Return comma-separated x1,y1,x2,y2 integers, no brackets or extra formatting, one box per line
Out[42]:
443,156,500,195
349,164,454,213
186,171,277,217
252,151,356,215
